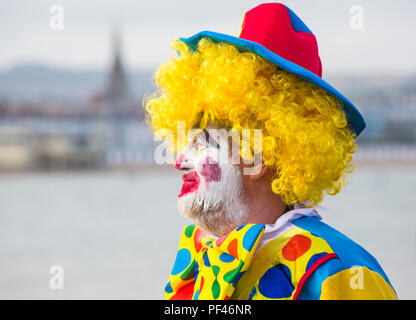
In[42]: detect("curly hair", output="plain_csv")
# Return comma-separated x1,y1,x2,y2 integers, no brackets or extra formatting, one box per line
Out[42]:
143,38,357,205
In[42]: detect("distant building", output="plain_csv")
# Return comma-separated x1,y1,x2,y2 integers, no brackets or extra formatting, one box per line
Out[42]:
93,28,143,118
0,28,154,171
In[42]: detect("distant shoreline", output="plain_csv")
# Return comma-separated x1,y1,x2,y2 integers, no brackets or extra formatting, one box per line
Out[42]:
1,160,416,175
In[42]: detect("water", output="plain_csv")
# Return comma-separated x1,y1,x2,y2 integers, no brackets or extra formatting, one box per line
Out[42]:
0,165,415,299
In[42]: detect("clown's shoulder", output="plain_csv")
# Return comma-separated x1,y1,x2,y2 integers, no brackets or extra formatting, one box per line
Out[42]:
236,215,398,300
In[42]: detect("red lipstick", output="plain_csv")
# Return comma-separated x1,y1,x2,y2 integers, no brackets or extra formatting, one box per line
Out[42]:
178,171,201,197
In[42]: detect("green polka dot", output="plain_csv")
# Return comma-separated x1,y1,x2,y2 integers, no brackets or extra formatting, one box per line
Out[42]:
223,260,244,283
212,265,220,277
205,240,213,247
180,260,196,281
212,279,220,299
184,225,196,238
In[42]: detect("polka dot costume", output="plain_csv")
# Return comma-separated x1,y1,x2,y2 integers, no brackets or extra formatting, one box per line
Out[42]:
165,224,265,300
165,213,397,300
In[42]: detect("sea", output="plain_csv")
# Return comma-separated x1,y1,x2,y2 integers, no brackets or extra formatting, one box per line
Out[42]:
0,164,415,299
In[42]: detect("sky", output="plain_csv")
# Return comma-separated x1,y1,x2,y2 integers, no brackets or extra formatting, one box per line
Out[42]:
1,0,416,75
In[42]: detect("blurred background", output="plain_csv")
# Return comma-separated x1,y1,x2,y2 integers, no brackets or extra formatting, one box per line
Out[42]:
0,0,415,299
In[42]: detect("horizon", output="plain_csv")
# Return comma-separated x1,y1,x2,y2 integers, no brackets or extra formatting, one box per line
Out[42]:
2,61,416,79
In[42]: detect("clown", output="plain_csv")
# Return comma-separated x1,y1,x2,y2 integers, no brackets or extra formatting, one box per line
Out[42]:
144,3,398,300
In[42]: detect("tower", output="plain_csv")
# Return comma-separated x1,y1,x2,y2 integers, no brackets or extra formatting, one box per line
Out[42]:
106,27,131,113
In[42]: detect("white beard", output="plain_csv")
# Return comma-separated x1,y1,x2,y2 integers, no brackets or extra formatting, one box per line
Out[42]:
177,162,248,236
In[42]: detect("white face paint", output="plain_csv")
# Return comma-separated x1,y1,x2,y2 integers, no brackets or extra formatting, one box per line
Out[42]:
175,128,248,236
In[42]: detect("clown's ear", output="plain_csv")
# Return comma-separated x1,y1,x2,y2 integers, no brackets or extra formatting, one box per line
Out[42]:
244,159,269,180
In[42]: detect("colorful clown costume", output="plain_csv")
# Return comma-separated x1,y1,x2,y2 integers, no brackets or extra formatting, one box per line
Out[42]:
165,209,397,300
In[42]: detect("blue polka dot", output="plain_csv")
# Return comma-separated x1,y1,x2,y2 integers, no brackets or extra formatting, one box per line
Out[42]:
171,248,192,275
165,281,173,294
232,271,245,286
258,264,294,299
242,224,265,251
219,252,235,263
306,252,327,271
204,253,211,267
193,289,200,300
194,261,199,278
248,287,256,300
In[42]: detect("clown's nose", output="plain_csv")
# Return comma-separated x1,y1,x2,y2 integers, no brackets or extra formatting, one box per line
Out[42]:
174,153,194,171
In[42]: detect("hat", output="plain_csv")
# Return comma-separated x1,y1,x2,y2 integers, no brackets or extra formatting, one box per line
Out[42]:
179,3,366,136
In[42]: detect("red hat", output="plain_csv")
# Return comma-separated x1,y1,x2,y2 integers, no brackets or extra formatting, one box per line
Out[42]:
180,3,366,136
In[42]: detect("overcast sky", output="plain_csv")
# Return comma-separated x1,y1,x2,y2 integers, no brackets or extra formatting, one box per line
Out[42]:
1,0,416,75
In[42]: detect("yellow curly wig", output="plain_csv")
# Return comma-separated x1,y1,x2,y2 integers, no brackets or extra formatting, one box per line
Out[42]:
144,38,357,205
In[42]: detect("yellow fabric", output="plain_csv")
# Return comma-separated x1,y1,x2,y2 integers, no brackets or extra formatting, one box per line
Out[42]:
320,267,398,300
165,223,398,300
165,224,265,300
233,227,335,300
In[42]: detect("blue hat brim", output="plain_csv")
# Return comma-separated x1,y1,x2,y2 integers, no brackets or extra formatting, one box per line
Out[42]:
179,31,366,137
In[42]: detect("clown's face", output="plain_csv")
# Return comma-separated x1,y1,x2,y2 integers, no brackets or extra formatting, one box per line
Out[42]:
175,127,248,236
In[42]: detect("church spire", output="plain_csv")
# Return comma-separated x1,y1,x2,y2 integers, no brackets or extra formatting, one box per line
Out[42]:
107,26,129,111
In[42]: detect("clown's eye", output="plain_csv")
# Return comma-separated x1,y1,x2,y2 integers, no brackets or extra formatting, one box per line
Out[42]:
197,144,209,153
199,129,220,150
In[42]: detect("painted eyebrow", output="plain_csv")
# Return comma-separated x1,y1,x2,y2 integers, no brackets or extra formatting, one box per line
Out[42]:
203,129,220,149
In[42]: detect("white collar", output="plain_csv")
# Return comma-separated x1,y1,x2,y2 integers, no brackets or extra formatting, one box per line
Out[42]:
205,206,321,241
203,207,322,260
254,207,321,254
264,207,321,234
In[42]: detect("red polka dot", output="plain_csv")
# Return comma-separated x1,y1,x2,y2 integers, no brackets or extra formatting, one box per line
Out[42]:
200,276,204,292
282,234,311,261
227,238,239,259
170,279,194,300
194,228,207,253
